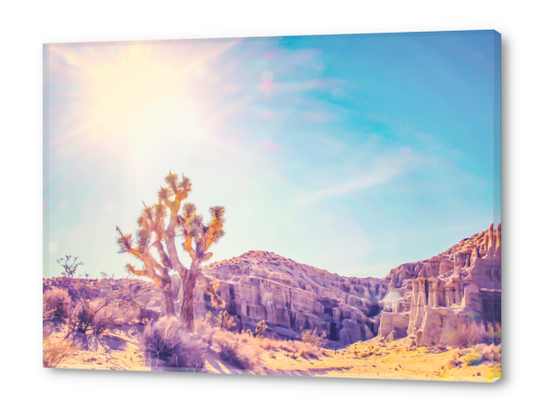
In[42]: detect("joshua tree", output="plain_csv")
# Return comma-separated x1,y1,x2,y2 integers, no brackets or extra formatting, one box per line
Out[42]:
115,172,225,332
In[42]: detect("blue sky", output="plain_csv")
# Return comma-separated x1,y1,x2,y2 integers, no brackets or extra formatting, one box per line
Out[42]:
44,30,501,279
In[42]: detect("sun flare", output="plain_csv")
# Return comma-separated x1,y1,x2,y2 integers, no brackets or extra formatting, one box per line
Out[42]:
46,41,237,150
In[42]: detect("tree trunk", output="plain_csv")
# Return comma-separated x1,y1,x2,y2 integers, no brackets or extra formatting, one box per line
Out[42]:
180,264,199,332
161,277,176,317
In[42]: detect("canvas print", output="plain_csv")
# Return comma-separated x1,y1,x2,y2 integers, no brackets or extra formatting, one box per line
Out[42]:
43,30,501,382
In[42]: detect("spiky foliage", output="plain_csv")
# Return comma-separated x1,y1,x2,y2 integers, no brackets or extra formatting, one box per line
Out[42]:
217,310,236,331
115,172,226,328
255,320,267,337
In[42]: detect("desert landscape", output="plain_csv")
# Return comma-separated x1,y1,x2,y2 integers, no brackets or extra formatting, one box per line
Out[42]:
43,34,501,383
43,173,501,382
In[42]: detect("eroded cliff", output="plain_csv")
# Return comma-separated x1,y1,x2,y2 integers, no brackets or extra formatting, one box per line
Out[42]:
378,223,501,346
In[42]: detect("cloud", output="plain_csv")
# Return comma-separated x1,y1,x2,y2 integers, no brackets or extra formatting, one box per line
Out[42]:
294,148,419,206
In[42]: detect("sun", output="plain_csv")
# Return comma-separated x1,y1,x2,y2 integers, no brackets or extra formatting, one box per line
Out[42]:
47,40,239,153
76,44,192,140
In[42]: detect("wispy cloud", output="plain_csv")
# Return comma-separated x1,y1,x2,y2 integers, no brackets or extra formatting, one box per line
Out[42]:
295,148,419,206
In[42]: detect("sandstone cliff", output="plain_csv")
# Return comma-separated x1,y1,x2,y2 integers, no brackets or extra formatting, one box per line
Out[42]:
197,251,388,346
377,223,501,346
191,223,500,348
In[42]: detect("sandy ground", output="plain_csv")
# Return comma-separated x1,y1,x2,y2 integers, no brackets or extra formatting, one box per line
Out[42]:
49,333,499,382
52,328,149,372
263,338,500,382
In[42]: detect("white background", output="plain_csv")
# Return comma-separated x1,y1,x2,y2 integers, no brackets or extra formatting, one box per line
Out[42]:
0,0,539,410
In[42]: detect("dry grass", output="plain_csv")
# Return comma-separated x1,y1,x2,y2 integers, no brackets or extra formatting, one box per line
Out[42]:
439,322,502,347
256,336,324,359
301,328,327,349
43,333,79,367
210,329,262,371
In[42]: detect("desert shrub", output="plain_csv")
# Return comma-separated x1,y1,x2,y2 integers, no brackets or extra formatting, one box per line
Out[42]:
298,343,323,359
67,298,121,336
43,302,55,323
278,340,296,353
43,332,79,367
439,322,488,347
91,302,125,334
140,317,205,371
465,344,502,365
43,287,72,321
212,329,262,371
301,328,327,349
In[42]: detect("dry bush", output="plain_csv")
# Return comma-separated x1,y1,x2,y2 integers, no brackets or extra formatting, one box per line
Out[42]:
68,298,115,335
140,317,205,371
298,344,323,359
43,303,55,323
66,298,130,349
464,344,501,366
278,340,297,353
301,328,327,349
43,333,79,367
91,303,125,335
211,329,262,371
439,322,486,347
43,288,72,321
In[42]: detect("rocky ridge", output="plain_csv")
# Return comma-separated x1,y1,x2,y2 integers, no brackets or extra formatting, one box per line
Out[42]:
194,223,501,347
197,251,387,345
378,223,501,346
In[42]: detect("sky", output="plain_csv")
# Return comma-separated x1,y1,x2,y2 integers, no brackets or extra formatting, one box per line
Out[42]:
43,30,501,279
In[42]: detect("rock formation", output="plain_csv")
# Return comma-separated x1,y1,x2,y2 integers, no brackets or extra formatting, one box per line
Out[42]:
197,251,388,346
185,223,501,347
377,223,501,346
